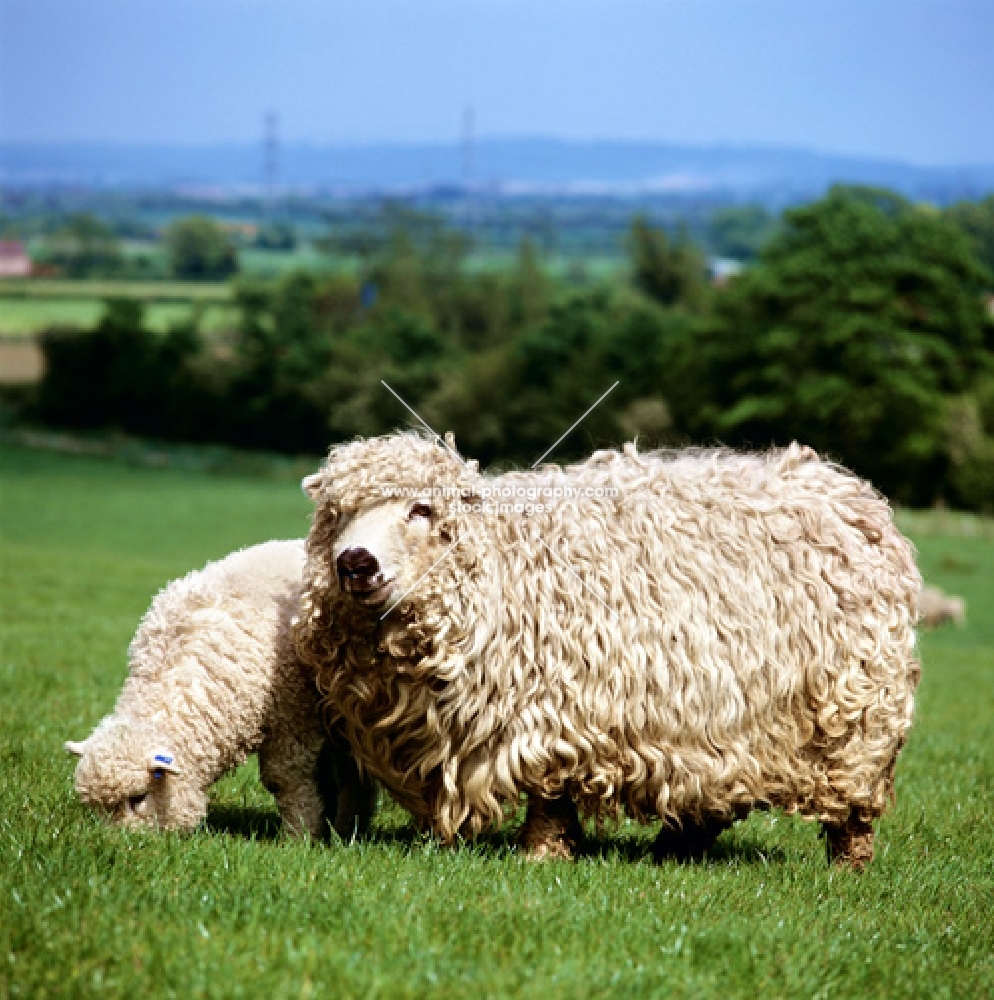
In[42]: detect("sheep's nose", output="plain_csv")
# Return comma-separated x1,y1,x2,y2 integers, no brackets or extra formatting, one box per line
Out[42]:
336,546,380,583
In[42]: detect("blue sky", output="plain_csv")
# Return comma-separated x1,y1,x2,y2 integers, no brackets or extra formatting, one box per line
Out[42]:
1,0,992,165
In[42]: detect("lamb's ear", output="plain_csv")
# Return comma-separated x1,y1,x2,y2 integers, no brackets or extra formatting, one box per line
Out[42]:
301,473,322,499
64,740,87,757
149,751,180,776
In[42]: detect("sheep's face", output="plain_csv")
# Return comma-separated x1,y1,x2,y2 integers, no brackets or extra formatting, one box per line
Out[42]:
65,719,202,830
332,498,439,611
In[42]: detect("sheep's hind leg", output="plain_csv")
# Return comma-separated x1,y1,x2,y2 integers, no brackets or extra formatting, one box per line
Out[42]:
653,816,731,862
824,815,875,871
519,792,583,860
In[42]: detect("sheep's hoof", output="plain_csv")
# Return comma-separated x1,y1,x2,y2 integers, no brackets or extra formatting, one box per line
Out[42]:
524,838,577,862
519,792,582,861
652,816,730,862
824,815,875,871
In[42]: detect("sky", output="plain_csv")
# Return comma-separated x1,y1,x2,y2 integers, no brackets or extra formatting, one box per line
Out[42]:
1,0,992,166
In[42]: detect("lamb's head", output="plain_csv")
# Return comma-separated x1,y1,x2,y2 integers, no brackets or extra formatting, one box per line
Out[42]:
302,432,486,618
65,717,204,831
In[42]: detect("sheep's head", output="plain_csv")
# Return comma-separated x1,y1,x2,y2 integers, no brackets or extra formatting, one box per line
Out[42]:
332,496,438,611
65,717,202,831
302,432,487,619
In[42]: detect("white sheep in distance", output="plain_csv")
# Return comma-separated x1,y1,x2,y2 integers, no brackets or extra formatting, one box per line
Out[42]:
67,540,376,839
296,434,922,869
919,584,966,628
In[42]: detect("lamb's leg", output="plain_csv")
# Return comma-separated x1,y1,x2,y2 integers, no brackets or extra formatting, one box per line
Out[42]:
261,675,339,840
518,792,583,860
653,816,731,862
259,732,327,839
824,815,875,871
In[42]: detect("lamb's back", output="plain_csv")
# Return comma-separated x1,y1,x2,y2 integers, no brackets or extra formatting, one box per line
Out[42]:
116,540,307,736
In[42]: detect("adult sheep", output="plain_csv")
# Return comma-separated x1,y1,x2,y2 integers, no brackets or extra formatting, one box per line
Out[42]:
296,434,921,868
67,540,376,840
918,584,966,628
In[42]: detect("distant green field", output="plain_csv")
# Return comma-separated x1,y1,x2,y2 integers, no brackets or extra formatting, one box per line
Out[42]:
462,249,623,274
0,253,628,336
2,443,991,999
0,279,232,301
0,299,239,336
0,298,107,334
0,281,238,336
238,247,338,276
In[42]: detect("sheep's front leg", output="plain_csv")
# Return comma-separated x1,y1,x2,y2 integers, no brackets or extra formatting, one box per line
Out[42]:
318,729,378,842
824,815,875,871
518,792,583,860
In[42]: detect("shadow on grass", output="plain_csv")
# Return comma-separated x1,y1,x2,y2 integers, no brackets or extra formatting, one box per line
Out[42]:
578,827,790,867
203,801,793,867
363,814,791,867
206,803,283,841
359,818,522,857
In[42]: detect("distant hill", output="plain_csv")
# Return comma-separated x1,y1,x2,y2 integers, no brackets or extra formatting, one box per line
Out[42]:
2,139,992,204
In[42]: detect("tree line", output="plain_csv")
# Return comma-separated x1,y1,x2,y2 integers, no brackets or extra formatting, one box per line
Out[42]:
32,186,994,511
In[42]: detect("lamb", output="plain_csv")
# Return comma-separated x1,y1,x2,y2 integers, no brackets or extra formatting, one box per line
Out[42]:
66,539,376,840
295,433,922,869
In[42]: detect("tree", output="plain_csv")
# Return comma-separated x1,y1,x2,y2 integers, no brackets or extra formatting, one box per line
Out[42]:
707,205,777,261
35,299,219,441
629,215,707,309
228,271,333,451
368,207,472,330
668,186,993,506
166,216,238,281
44,214,122,278
425,289,684,467
254,220,297,252
508,237,550,328
946,195,994,278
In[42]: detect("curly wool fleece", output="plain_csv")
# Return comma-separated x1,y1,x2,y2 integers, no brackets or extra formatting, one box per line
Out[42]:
296,434,921,859
68,540,375,839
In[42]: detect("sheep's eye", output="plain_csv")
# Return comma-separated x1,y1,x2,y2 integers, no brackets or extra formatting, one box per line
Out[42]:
408,502,432,521
128,794,147,810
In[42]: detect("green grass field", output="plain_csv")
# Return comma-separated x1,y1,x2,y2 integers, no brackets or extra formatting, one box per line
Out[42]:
0,282,238,337
0,281,232,302
0,250,628,337
1,444,991,999
0,299,239,337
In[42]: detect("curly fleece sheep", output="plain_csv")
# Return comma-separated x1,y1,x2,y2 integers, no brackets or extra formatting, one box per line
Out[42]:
67,540,376,839
296,434,921,867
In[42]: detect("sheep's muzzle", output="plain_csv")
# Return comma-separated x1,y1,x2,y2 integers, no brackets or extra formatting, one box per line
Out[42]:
336,546,395,606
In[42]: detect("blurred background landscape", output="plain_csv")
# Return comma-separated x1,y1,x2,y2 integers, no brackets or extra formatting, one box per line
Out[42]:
1,0,992,510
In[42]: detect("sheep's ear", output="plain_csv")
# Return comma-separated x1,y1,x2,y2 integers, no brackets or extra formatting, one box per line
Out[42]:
64,740,87,757
301,473,322,499
149,751,180,776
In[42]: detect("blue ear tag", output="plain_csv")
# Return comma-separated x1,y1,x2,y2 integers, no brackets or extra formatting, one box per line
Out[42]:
154,754,173,765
